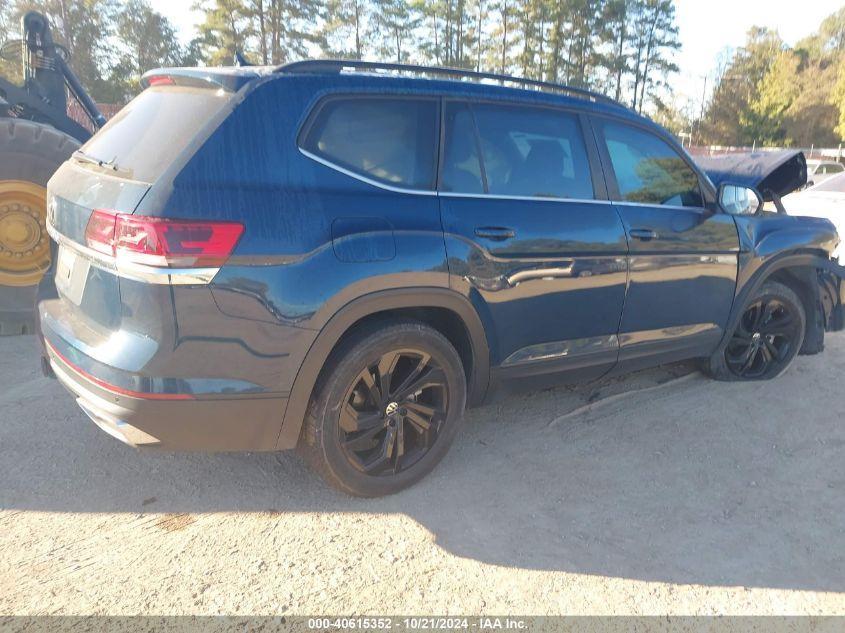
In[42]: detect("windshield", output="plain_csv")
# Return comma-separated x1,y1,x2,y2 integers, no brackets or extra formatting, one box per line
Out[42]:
80,86,232,183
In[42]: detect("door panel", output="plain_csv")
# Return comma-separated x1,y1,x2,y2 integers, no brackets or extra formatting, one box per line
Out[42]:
439,101,628,377
442,196,628,373
592,118,741,367
616,203,739,351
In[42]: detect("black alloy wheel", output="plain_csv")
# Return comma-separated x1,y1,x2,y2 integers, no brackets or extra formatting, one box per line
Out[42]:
724,293,804,379
299,320,466,497
338,348,449,476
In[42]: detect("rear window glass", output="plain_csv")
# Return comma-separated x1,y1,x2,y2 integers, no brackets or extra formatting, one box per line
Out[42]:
80,86,231,183
301,97,438,190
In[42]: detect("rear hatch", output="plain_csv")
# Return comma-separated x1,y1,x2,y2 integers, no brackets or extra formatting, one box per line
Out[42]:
41,72,247,376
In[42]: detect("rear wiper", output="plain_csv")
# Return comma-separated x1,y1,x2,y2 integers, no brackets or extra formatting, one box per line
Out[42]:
72,149,119,171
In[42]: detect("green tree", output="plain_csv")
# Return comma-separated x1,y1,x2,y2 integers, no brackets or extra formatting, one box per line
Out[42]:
486,0,517,74
629,0,680,112
317,0,369,59
602,0,634,101
195,0,252,65
834,64,845,140
371,0,421,63
702,27,784,145
107,0,184,100
751,49,800,144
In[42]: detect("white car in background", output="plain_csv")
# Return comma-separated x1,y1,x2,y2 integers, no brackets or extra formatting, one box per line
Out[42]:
784,172,845,258
805,159,844,187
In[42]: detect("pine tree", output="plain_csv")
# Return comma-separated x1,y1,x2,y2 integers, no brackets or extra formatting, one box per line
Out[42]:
318,0,369,59
108,0,184,99
371,0,420,63
195,0,253,65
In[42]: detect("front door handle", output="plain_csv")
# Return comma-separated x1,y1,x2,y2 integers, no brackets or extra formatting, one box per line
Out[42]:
475,226,516,241
629,228,658,241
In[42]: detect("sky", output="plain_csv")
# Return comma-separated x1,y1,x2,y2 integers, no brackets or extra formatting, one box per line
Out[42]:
148,0,845,111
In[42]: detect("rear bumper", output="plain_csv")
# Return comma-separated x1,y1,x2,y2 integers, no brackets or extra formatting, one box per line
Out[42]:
43,336,287,452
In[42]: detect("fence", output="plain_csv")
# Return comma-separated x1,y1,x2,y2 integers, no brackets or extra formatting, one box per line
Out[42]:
67,101,123,134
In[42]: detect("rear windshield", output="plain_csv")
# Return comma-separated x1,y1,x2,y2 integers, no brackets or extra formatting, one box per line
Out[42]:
80,86,232,183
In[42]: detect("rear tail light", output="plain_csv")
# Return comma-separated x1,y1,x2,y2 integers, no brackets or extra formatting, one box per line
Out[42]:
85,210,244,268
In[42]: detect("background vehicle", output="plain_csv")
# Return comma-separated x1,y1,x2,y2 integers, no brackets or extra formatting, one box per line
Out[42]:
39,61,845,497
805,159,845,188
0,11,104,335
783,172,845,258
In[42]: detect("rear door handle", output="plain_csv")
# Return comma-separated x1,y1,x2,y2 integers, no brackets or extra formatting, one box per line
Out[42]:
629,228,658,241
474,226,516,241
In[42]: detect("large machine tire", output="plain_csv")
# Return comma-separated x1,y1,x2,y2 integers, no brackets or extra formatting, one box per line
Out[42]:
0,118,80,335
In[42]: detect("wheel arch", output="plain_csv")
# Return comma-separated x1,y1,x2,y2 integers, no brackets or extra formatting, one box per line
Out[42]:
724,249,838,354
275,287,491,450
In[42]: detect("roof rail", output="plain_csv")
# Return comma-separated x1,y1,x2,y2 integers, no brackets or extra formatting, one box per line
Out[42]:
276,59,626,109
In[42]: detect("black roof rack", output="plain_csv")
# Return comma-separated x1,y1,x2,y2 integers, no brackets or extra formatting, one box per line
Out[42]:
277,59,626,109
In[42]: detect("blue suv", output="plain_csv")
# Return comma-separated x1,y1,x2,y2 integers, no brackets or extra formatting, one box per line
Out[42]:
39,60,845,496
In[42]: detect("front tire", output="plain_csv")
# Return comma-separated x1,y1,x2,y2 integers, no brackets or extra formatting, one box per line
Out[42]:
298,320,467,497
706,281,806,381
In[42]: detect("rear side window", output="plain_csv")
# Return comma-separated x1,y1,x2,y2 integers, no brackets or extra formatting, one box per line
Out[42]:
467,103,594,199
80,86,232,183
301,97,438,190
599,121,703,208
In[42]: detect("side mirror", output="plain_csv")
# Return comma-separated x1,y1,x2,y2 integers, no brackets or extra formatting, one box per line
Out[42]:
719,183,763,216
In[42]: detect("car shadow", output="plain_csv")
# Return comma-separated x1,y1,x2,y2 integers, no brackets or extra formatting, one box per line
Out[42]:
2,335,844,592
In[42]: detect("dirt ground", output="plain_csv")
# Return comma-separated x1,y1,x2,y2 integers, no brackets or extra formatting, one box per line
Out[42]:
1,333,844,616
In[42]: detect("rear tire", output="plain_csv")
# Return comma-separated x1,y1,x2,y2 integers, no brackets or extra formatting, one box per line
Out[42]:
706,281,806,381
0,119,80,335
298,320,467,497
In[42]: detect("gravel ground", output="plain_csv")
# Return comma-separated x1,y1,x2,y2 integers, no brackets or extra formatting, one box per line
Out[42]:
1,333,844,616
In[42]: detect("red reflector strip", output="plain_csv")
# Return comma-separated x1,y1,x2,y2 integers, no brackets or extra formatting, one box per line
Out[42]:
44,339,194,401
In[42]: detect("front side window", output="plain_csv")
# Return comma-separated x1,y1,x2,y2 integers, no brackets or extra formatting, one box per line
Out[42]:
443,103,594,199
600,121,704,208
301,97,438,190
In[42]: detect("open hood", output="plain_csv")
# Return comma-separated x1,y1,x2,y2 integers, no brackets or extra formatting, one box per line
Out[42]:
695,150,807,201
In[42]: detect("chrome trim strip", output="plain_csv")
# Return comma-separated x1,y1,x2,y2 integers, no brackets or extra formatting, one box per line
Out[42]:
299,147,438,196
629,254,738,267
299,146,614,205
439,191,612,204
507,265,574,286
46,221,219,285
613,200,707,212
617,323,721,348
502,334,619,367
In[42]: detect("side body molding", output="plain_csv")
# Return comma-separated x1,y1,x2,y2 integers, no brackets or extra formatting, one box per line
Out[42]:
275,287,492,449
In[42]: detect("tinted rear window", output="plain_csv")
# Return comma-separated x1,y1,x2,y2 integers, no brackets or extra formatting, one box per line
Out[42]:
80,86,231,183
301,97,439,190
